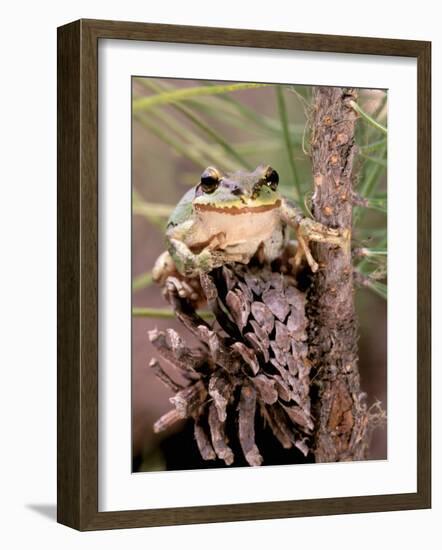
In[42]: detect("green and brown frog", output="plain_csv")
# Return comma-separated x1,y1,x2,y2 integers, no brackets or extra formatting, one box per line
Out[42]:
153,165,349,297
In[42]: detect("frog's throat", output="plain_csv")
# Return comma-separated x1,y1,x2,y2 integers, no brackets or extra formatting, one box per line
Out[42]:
194,199,281,215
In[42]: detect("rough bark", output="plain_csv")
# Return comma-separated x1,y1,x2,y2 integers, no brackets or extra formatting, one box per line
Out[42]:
309,87,369,462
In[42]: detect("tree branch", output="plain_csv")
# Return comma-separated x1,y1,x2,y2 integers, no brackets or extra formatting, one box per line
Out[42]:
308,87,370,462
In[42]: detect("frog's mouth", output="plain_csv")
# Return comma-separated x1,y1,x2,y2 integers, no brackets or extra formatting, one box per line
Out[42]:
194,199,281,215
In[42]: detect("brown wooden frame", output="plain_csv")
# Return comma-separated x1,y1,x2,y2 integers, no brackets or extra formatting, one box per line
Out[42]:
57,18,431,531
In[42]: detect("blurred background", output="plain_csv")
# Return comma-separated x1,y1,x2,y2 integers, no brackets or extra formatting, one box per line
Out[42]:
131,78,387,472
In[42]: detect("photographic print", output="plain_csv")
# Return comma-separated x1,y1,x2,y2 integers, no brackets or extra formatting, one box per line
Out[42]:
131,78,388,472
57,20,430,529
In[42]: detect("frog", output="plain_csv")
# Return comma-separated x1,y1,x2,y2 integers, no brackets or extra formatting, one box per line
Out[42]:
152,165,350,296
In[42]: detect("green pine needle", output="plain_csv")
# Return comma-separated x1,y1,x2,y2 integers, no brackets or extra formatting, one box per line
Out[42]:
133,83,270,112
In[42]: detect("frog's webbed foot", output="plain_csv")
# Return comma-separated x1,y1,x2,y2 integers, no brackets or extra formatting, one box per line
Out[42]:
169,235,248,278
152,249,205,306
195,248,249,273
165,276,200,302
293,218,351,273
202,232,250,266
281,200,350,273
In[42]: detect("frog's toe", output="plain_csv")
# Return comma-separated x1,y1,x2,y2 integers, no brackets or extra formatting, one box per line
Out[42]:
209,232,227,249
152,251,175,284
165,276,195,300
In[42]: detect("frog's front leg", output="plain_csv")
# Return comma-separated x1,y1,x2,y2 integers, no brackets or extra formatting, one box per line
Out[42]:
168,234,247,277
167,237,214,276
280,199,351,272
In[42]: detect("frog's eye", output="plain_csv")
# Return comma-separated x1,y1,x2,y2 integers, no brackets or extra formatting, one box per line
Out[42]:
200,167,220,194
264,167,279,190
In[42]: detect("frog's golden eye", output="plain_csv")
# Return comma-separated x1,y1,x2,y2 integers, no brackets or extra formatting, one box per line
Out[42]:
200,167,220,194
264,167,279,190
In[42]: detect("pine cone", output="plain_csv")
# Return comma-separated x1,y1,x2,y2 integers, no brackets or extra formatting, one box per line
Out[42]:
149,256,313,466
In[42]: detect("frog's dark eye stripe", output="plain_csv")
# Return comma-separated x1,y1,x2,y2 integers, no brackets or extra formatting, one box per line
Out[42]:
200,167,220,194
264,167,279,190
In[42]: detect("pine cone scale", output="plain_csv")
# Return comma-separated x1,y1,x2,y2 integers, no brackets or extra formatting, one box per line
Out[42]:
150,255,314,467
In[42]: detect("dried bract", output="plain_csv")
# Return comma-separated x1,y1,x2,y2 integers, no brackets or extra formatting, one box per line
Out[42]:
149,256,313,466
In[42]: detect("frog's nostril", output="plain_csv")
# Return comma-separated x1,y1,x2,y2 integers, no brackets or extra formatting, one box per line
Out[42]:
231,185,243,196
